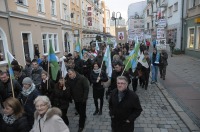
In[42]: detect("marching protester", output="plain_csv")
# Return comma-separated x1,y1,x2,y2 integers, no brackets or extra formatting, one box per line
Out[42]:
151,48,160,83
50,77,71,126
109,76,142,132
23,58,32,77
0,97,31,132
40,71,55,97
82,51,92,82
73,51,83,74
13,65,26,87
0,72,22,102
30,96,69,132
30,59,43,90
67,69,89,132
18,77,40,127
90,62,108,115
159,49,168,80
106,60,130,99
169,40,175,57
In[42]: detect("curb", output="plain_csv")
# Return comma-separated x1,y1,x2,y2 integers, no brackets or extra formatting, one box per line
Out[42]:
155,81,200,132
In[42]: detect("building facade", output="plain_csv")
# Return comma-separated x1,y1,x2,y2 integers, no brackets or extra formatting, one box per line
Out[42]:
183,0,200,58
0,0,107,68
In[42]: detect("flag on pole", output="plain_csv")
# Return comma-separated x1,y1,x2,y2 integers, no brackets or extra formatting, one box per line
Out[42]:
103,45,112,77
61,59,67,78
75,38,82,59
48,42,59,81
95,40,99,51
138,52,149,68
7,51,15,79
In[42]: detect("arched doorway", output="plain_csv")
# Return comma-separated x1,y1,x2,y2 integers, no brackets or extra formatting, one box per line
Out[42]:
64,32,70,53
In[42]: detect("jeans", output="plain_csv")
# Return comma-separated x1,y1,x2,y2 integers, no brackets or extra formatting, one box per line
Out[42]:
152,65,158,82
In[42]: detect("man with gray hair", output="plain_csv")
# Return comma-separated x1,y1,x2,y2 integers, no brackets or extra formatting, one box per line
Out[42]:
109,76,142,132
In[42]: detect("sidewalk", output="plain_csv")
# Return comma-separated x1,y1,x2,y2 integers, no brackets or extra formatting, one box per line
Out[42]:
158,54,200,130
67,81,199,132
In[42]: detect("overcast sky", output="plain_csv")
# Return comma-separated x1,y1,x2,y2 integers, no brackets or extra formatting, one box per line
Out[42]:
104,0,145,20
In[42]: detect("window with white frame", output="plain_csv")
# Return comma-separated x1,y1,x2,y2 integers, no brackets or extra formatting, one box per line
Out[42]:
174,2,178,12
51,0,56,16
196,27,200,50
188,0,200,8
17,0,28,5
168,6,173,17
0,36,5,62
64,5,68,20
37,0,45,12
188,28,195,48
42,33,59,54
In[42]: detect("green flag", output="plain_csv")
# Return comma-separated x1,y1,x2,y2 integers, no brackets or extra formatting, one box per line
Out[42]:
48,42,59,80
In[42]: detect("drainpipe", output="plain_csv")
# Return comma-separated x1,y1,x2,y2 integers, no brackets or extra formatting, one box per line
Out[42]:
181,0,185,52
4,0,15,55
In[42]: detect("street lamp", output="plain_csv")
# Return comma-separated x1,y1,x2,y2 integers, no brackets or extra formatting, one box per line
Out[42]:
111,12,122,29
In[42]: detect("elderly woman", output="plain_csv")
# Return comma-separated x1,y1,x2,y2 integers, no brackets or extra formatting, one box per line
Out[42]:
30,96,69,132
19,77,40,127
0,97,31,132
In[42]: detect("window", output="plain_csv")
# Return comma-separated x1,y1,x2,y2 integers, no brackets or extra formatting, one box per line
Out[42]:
188,28,195,48
196,27,200,50
147,9,149,16
42,33,59,54
51,0,56,16
17,0,28,5
0,29,8,64
189,0,200,8
168,6,173,17
37,0,45,12
64,5,68,20
42,34,47,54
174,2,178,12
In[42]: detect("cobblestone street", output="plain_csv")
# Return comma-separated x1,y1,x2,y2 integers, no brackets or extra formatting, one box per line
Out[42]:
67,83,191,132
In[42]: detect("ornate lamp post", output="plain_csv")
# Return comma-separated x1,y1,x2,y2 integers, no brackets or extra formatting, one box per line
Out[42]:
111,12,122,36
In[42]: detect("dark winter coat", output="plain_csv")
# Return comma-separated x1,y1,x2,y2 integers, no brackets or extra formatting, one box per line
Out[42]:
82,58,92,80
0,114,31,132
30,67,43,88
159,51,168,66
18,88,40,127
74,56,83,74
109,89,142,132
23,64,32,77
51,83,71,110
16,72,27,87
109,70,130,91
0,79,22,102
68,73,89,102
40,79,55,97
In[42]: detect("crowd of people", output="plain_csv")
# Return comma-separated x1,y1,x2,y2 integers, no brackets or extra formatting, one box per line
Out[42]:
0,39,169,132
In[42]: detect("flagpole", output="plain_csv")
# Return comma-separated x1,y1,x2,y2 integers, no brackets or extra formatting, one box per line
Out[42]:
10,75,15,98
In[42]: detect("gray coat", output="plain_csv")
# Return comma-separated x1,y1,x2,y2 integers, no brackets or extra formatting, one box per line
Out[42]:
30,107,69,132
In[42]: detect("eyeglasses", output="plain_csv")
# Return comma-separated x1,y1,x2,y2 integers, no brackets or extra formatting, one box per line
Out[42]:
35,104,47,109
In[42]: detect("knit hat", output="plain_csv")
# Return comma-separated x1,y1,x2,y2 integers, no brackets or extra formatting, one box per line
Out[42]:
22,77,33,85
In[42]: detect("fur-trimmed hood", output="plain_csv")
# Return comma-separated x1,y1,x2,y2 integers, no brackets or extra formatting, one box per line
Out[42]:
34,107,62,120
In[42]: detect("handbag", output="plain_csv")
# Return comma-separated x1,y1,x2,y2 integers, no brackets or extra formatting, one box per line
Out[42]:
101,79,111,88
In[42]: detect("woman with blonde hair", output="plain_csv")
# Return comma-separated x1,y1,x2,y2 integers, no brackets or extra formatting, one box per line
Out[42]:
0,97,31,132
30,95,69,132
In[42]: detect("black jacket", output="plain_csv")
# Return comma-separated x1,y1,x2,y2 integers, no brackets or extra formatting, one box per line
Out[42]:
109,89,142,132
90,70,108,90
0,114,31,132
0,79,22,102
68,73,89,102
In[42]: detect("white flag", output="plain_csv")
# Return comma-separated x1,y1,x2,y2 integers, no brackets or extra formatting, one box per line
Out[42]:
138,52,149,68
103,46,112,77
95,40,99,51
61,59,67,78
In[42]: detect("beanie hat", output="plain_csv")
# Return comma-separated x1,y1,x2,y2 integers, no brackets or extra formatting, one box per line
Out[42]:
22,77,33,85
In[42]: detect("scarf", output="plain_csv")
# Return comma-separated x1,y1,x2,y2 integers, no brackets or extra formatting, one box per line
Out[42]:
93,68,101,74
2,114,17,124
21,84,36,97
118,90,127,102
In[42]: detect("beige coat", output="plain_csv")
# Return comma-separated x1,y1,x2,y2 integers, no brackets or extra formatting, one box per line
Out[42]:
30,107,69,132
